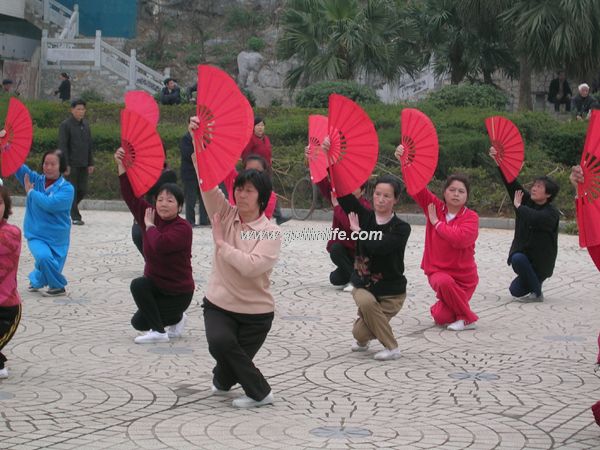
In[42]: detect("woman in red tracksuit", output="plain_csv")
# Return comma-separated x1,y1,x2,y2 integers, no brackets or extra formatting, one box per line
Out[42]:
396,145,479,331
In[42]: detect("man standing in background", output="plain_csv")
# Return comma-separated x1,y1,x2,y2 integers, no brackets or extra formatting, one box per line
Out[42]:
58,99,94,225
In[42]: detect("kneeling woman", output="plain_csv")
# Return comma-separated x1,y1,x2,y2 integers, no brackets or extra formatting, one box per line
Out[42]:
189,118,282,408
114,148,194,344
0,186,22,378
396,145,479,331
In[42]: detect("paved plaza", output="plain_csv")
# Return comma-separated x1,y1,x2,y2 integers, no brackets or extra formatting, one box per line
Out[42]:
0,206,599,449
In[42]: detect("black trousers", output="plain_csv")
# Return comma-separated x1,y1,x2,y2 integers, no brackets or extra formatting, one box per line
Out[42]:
183,179,209,226
202,298,273,401
329,242,354,286
68,166,89,221
130,277,193,333
131,222,144,256
0,304,22,369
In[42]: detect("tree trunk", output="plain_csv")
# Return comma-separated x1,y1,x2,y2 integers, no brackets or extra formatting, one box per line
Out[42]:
483,69,493,84
518,56,532,111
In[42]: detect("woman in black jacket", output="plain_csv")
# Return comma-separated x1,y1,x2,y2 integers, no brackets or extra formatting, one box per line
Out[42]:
489,147,560,302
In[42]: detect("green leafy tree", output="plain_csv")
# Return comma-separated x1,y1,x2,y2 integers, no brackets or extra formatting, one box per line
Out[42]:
502,0,600,110
277,0,421,90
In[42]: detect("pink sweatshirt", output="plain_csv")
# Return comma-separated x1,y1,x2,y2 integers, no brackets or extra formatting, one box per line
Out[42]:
0,220,22,307
412,188,479,276
201,187,282,314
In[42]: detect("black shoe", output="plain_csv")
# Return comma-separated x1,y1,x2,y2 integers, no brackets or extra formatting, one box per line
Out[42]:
42,288,66,297
515,292,544,303
72,219,85,225
276,216,291,225
27,284,40,292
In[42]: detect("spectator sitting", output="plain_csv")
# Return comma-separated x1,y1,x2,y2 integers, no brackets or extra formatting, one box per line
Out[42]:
547,71,571,112
159,78,181,105
2,79,13,94
572,83,594,120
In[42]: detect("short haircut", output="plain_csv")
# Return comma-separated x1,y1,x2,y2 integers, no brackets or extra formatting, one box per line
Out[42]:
374,174,402,200
243,154,268,172
444,174,471,199
579,83,590,91
0,186,13,219
2,79,13,86
71,98,86,108
534,176,560,203
61,72,69,79
41,149,67,173
254,116,265,126
233,169,273,213
156,183,184,207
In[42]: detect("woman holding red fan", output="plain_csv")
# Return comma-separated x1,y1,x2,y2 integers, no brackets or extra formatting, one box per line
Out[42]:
11,148,74,297
0,186,22,379
114,148,194,344
189,117,282,408
396,145,479,331
489,147,560,302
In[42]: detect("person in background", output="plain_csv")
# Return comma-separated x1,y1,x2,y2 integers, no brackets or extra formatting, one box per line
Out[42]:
54,73,71,102
547,71,571,112
186,83,197,103
572,83,594,120
180,131,209,227
58,99,94,225
160,78,181,105
0,186,22,379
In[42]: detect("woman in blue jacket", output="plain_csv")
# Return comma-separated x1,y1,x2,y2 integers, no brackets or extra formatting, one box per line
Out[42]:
14,149,74,297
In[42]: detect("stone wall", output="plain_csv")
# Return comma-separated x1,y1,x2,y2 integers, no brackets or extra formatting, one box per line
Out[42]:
39,67,128,102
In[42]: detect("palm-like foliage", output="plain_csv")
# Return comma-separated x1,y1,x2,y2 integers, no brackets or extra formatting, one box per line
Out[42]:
277,0,421,90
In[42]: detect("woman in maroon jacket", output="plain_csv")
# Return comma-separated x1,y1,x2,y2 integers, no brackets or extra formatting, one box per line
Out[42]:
114,148,194,344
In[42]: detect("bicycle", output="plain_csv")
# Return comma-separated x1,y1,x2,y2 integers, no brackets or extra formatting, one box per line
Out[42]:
291,174,326,220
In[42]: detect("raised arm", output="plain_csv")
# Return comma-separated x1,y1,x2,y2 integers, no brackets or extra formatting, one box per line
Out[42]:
14,165,42,187
488,146,529,203
115,148,150,223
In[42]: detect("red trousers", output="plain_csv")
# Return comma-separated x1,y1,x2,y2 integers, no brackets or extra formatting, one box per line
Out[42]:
428,270,478,325
588,245,600,271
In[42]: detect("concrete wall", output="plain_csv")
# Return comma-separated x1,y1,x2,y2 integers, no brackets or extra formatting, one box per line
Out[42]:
40,67,127,102
0,0,25,18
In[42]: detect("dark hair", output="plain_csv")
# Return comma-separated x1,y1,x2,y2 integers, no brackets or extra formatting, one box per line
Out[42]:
2,79,13,86
374,174,402,200
243,154,268,172
443,174,471,199
233,169,273,213
254,116,264,126
534,176,560,203
0,186,12,219
70,98,86,108
164,77,176,85
60,72,69,79
156,183,184,207
41,149,67,174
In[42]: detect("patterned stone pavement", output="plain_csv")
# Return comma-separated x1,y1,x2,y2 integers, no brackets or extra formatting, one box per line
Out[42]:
0,207,599,449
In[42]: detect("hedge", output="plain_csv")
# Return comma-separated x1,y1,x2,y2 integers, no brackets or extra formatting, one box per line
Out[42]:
0,97,585,218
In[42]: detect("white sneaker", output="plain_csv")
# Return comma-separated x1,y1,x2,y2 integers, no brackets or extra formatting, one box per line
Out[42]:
447,320,477,331
232,391,274,408
134,330,169,344
0,368,7,379
167,313,187,338
343,283,354,292
373,347,401,361
210,384,229,396
351,341,369,352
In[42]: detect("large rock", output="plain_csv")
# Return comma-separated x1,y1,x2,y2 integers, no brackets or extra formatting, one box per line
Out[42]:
237,51,264,86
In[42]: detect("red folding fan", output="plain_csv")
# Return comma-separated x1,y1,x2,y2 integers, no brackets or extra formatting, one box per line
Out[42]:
0,97,33,177
194,64,253,191
307,114,329,183
485,116,524,183
120,109,165,197
327,94,378,197
124,90,159,128
399,108,438,196
576,110,600,269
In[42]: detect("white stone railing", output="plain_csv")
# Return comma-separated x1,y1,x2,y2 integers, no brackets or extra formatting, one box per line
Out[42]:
58,4,78,39
29,0,73,29
42,29,170,93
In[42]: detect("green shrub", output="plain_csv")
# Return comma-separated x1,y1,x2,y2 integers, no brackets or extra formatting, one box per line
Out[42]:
295,80,380,108
424,84,509,110
539,120,586,165
225,5,263,31
79,89,105,103
437,130,489,179
240,88,256,108
247,36,265,52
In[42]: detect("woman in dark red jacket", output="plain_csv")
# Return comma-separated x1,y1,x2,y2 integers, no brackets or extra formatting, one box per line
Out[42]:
396,146,479,331
115,148,194,344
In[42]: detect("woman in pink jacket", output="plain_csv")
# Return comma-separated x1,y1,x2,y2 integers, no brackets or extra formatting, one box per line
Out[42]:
396,146,479,331
0,186,22,378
